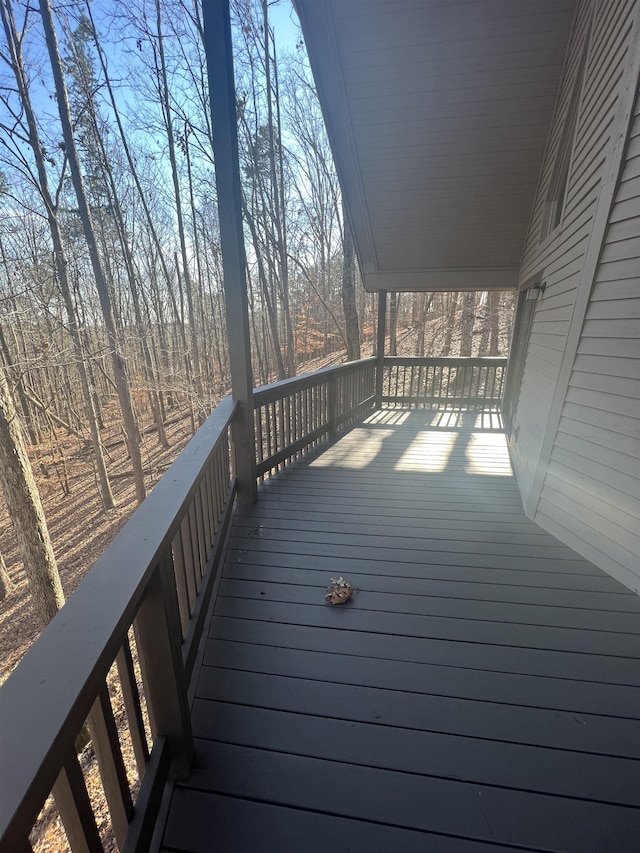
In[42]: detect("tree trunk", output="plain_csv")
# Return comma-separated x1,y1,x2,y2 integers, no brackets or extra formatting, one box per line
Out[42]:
489,290,500,355
0,550,14,602
0,0,115,511
388,292,399,356
263,0,295,376
39,0,145,504
459,291,476,357
442,293,458,356
415,293,434,356
341,207,361,361
0,371,64,628
155,0,203,406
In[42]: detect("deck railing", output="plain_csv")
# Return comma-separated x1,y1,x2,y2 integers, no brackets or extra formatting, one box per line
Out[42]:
0,396,237,853
382,357,507,409
253,357,377,479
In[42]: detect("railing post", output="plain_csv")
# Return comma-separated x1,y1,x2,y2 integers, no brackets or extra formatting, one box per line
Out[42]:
375,290,387,408
134,552,194,779
204,0,257,504
327,371,337,436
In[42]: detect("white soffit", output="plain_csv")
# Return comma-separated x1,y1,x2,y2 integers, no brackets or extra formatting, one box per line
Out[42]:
295,0,578,291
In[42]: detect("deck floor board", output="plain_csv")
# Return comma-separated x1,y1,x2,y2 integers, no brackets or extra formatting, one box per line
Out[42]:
161,410,640,852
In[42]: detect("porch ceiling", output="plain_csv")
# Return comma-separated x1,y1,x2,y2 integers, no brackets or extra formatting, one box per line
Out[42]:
295,0,578,292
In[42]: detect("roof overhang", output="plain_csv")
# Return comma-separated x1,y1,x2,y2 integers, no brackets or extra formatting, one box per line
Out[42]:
295,0,578,292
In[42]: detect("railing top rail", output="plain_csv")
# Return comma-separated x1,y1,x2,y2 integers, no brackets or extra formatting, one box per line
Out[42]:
253,357,377,404
384,356,508,365
0,395,237,844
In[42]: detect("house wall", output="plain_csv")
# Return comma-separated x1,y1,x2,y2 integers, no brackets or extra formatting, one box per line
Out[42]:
510,0,640,591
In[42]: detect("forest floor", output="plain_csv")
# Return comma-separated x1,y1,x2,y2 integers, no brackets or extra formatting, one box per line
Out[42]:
0,404,199,688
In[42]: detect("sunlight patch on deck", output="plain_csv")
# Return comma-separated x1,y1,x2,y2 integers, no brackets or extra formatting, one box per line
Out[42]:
365,410,411,425
310,429,395,468
474,411,503,430
465,432,513,476
430,410,462,428
394,431,457,472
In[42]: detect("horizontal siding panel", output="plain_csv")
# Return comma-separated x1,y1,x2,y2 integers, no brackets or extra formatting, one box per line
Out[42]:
569,369,640,398
542,458,639,532
602,216,640,243
625,132,640,157
565,385,639,419
589,276,640,300
537,498,639,577
608,195,640,223
546,464,639,536
581,318,640,337
537,290,577,312
535,301,574,321
558,413,640,458
561,171,604,227
598,235,640,263
553,429,639,477
617,174,640,201
586,297,640,319
521,210,594,282
541,483,639,557
549,445,639,503
576,336,640,358
528,341,564,368
535,509,639,593
620,152,640,181
572,353,640,379
562,399,639,438
527,352,560,382
590,256,639,281
529,331,566,352
531,318,571,337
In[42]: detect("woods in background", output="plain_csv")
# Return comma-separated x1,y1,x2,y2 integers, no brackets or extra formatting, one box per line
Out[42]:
0,0,515,523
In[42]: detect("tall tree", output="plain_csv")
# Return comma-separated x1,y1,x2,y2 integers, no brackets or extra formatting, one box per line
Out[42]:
341,206,360,361
459,291,476,356
0,370,64,628
0,550,14,602
39,0,146,504
0,0,116,509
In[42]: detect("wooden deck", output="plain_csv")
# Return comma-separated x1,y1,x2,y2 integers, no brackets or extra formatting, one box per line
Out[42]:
159,409,640,853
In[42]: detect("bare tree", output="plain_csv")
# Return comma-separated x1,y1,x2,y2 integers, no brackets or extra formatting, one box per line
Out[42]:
0,550,14,602
0,0,116,510
0,370,64,628
459,291,476,356
341,206,360,361
39,0,146,504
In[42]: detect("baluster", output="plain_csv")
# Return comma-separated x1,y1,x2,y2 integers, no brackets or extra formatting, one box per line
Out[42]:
265,405,272,470
171,530,190,632
87,685,133,848
179,516,197,613
204,465,215,545
195,484,207,576
116,641,149,777
53,752,103,853
187,503,202,586
212,447,223,533
328,373,337,436
495,364,503,404
256,406,264,474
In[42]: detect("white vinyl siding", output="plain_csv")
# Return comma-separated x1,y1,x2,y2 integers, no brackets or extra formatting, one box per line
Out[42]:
510,0,637,508
535,97,640,590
